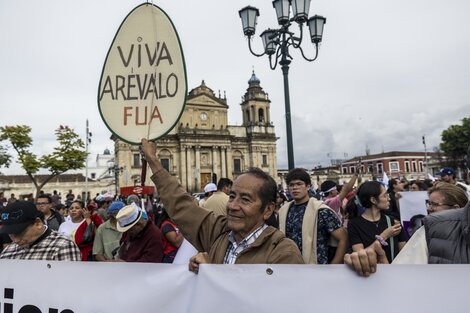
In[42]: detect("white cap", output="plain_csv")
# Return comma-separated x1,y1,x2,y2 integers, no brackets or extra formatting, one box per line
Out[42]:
204,183,217,193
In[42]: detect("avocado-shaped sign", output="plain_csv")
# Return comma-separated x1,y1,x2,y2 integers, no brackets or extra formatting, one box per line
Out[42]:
98,3,187,144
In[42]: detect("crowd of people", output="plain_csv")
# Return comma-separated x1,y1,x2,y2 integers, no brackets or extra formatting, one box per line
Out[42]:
0,188,179,263
0,139,469,279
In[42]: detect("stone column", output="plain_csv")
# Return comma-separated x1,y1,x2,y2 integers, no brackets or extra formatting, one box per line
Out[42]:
212,146,217,180
186,146,192,192
267,105,271,123
180,145,187,191
195,145,201,192
221,147,226,178
226,147,233,179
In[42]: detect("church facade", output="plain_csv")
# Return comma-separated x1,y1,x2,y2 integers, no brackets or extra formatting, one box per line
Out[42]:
114,73,278,193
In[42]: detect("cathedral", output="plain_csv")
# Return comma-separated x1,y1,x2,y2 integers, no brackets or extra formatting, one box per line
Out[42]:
114,72,278,193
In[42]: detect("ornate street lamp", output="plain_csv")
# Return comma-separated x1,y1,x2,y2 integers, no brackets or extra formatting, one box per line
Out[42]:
239,0,326,170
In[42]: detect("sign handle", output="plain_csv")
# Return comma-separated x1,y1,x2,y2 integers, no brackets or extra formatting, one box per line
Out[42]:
139,144,147,187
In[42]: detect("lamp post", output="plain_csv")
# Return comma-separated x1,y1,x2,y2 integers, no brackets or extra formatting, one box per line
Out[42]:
239,0,326,170
422,135,428,177
108,161,123,196
84,119,92,203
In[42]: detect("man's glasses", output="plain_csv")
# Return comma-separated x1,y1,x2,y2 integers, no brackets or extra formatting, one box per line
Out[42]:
36,202,50,206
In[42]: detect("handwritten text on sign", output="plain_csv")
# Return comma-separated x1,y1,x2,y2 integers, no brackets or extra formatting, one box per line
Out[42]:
98,4,186,144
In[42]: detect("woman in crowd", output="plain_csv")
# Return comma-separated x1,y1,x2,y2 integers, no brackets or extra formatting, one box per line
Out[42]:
59,201,85,238
346,181,407,263
58,200,103,261
155,209,183,263
426,182,468,214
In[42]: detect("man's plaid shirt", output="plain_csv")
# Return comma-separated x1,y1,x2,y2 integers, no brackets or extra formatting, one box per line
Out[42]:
0,228,81,261
223,223,268,264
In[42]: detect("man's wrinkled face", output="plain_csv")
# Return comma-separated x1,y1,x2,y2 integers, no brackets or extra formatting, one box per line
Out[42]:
227,174,272,243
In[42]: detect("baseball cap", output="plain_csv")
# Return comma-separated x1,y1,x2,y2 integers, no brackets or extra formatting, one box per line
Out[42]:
0,201,42,234
107,201,126,214
437,167,455,176
204,183,217,193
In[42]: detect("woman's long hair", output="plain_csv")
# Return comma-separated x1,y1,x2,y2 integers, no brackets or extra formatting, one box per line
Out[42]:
345,181,383,219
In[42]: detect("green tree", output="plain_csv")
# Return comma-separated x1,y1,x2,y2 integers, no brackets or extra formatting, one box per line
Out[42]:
440,117,470,171
0,144,11,172
0,125,87,197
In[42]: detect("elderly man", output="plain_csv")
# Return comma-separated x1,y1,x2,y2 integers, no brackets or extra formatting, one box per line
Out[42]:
141,138,303,270
0,201,81,260
115,203,163,262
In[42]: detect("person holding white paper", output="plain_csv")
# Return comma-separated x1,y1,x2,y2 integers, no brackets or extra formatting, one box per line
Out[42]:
345,181,470,274
346,181,406,264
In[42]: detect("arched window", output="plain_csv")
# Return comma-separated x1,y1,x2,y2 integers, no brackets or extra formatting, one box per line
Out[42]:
233,150,244,173
158,149,172,172
258,108,265,122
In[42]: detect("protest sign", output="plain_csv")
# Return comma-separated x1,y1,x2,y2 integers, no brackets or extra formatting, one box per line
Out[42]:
399,191,428,236
98,3,187,144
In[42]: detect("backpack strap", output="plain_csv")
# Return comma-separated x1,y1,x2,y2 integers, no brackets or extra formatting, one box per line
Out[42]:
385,214,395,260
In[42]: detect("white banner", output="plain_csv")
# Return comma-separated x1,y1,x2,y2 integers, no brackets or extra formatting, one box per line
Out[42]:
0,261,468,313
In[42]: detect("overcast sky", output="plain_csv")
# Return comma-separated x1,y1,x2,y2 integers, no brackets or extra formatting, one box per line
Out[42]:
1,0,469,174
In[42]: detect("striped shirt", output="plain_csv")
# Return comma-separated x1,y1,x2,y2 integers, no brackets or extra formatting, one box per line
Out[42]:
0,228,81,261
223,223,268,264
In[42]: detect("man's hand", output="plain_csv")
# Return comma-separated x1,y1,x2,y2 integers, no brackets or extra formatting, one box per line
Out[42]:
189,252,210,274
344,241,388,277
141,138,162,173
141,138,157,161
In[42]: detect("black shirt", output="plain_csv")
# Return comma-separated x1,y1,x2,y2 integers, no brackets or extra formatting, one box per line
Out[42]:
348,213,407,263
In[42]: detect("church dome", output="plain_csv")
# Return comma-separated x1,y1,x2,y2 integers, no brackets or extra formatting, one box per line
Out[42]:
248,71,260,84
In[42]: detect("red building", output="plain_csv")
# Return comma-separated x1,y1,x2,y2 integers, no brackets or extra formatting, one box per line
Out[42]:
340,151,440,179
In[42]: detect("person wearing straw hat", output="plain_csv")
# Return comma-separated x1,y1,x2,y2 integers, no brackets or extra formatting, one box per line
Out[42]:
115,203,163,263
